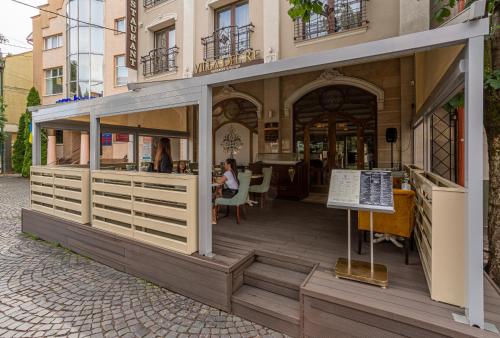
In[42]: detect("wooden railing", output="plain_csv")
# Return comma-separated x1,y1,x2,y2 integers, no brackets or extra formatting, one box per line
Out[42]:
30,166,90,224
405,165,465,307
91,171,198,255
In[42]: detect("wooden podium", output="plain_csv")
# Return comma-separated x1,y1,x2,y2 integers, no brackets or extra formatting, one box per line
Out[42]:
327,170,394,288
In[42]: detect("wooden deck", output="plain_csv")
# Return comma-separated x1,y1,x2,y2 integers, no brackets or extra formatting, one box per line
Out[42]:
214,199,500,337
23,200,500,337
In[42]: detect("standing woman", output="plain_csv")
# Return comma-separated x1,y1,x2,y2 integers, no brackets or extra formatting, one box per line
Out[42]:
154,137,173,173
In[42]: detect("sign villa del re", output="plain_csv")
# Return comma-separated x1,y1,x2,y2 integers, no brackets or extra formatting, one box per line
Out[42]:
194,50,263,76
126,0,138,70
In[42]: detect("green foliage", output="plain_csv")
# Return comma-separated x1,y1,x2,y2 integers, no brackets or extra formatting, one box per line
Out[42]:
485,70,500,90
443,93,465,112
21,87,44,177
287,0,324,21
434,0,498,22
0,97,7,173
12,113,26,173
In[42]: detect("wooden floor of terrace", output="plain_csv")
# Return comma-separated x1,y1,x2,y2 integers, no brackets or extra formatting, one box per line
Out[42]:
212,199,500,337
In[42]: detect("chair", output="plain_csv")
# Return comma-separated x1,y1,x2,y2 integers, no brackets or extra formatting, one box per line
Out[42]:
215,171,252,224
357,189,415,264
249,167,272,208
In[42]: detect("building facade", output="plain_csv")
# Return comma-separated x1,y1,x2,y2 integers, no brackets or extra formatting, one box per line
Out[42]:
0,51,33,172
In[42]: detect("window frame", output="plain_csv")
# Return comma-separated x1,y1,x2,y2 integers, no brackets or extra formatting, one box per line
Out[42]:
44,34,63,50
215,1,249,30
154,25,176,50
114,54,128,87
44,67,64,96
114,17,126,34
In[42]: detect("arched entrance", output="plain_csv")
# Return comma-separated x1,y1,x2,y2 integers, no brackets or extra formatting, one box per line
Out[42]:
212,97,259,166
293,84,377,189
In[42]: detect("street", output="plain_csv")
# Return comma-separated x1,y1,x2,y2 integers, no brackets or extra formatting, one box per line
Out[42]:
0,176,282,338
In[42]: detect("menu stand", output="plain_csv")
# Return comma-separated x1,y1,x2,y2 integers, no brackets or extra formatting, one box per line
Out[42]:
335,208,388,288
327,169,393,289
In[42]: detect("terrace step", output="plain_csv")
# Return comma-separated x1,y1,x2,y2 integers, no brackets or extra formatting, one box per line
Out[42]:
244,262,308,300
232,285,300,338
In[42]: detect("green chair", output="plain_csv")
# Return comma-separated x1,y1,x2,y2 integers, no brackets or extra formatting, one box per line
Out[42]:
215,171,251,224
249,167,272,208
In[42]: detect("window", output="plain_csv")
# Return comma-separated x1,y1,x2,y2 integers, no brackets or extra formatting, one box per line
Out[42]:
55,130,64,144
154,26,176,49
214,1,249,58
45,67,63,95
44,35,62,50
114,55,128,86
114,18,125,34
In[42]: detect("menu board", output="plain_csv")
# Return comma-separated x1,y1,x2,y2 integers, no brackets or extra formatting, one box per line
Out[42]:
327,170,394,213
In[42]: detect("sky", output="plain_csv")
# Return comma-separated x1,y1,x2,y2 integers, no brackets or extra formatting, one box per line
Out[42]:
0,0,47,55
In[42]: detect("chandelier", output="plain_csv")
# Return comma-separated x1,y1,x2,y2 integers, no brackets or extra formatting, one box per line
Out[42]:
221,126,243,159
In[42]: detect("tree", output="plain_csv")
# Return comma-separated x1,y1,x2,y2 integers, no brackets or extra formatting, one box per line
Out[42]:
0,96,7,173
12,113,26,173
287,0,324,21
21,87,45,178
435,0,500,284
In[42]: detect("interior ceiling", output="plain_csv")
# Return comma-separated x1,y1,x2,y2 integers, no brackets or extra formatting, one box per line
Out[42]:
213,98,258,131
294,85,377,134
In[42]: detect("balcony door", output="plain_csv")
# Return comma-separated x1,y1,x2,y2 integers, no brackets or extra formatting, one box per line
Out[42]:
215,1,249,58
154,26,176,71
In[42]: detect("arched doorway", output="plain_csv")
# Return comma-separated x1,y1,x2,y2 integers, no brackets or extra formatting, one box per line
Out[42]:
213,98,259,166
293,84,377,189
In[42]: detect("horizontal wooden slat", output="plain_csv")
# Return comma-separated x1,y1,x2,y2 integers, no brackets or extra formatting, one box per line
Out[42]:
134,231,188,254
53,198,82,213
54,188,81,201
31,203,54,215
93,207,132,224
93,194,133,210
54,209,82,223
54,177,82,189
31,175,53,185
31,184,53,195
134,187,188,204
92,219,133,238
92,182,132,196
31,194,54,206
133,201,187,221
134,215,187,238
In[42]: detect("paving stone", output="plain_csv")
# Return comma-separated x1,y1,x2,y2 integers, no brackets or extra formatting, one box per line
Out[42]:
0,177,286,338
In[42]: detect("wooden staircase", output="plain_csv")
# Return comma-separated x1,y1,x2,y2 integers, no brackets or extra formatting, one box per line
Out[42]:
231,252,316,337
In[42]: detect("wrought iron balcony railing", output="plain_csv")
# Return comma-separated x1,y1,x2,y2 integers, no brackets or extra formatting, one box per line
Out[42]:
201,24,254,62
143,0,168,9
141,46,179,77
294,0,367,42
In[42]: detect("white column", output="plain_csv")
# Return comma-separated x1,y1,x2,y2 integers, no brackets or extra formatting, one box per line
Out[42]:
47,130,57,165
263,0,280,63
198,85,213,256
80,131,90,165
32,122,41,166
464,36,484,328
182,0,195,78
90,117,100,171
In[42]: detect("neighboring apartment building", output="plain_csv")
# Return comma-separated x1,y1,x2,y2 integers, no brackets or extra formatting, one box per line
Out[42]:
32,0,133,164
0,51,33,172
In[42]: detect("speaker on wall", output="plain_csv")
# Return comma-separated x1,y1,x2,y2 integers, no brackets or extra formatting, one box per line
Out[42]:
386,128,398,143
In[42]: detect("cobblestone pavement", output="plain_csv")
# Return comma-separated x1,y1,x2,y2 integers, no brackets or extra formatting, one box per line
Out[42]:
0,176,285,338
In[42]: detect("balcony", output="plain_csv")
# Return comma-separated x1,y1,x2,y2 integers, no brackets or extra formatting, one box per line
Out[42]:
201,24,254,62
294,0,367,42
141,46,179,77
143,0,168,10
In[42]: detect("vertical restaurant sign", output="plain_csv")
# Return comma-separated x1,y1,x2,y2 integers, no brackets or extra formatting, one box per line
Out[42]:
126,0,138,69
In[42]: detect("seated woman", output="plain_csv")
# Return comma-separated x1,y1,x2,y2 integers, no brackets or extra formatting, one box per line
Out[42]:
177,160,187,174
154,137,173,173
212,158,239,223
